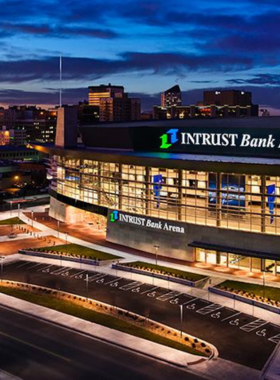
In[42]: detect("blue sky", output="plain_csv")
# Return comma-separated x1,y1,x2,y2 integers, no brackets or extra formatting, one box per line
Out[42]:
0,0,280,112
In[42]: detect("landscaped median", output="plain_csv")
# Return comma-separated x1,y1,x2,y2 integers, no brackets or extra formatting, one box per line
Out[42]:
112,261,208,287
0,217,25,225
19,243,122,266
0,280,216,362
210,280,280,314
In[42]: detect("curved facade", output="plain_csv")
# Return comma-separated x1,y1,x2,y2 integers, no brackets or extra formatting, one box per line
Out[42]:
32,117,280,275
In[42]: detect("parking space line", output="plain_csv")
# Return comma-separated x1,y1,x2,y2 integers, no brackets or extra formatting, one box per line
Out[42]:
157,291,181,302
196,304,222,315
16,262,30,268
51,267,71,275
88,274,105,282
86,273,104,282
27,263,44,270
268,333,280,344
119,281,143,291
104,277,122,285
140,286,158,295
55,267,72,276
221,312,240,322
183,297,198,306
240,319,267,333
70,270,84,278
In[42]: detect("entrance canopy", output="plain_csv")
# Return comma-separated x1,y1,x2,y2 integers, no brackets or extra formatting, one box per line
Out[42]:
189,241,280,261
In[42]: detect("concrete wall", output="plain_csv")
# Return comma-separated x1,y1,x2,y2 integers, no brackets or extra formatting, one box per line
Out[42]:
106,210,280,261
55,107,77,148
49,197,85,224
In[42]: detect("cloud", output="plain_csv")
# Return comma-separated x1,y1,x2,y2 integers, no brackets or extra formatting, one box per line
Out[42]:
0,23,118,39
0,52,257,84
228,74,280,86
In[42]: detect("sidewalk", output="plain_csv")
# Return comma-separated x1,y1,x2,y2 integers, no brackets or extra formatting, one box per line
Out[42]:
0,288,261,380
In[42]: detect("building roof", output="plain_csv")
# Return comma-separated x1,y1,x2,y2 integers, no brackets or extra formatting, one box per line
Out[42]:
164,85,181,93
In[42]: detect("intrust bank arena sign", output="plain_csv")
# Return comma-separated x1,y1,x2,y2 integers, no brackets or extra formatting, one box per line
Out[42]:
109,210,185,234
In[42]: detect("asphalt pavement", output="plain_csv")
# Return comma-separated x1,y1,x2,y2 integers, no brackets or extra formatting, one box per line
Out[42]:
0,304,205,380
3,260,280,371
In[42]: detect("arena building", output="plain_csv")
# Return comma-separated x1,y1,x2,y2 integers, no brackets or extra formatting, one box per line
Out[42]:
31,108,280,276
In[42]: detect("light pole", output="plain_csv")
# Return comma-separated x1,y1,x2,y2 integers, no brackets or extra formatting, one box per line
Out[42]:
18,203,20,219
154,244,159,267
57,220,60,238
179,304,183,338
65,232,68,255
31,210,34,229
86,274,89,300
0,256,5,282
10,202,12,216
262,270,266,300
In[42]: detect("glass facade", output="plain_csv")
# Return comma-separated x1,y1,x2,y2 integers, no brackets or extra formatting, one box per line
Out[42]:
50,155,280,236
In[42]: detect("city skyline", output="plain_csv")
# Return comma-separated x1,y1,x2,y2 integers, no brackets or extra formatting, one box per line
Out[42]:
0,0,280,113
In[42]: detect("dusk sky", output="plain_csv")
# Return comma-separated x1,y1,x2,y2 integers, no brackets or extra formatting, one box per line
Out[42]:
0,0,280,113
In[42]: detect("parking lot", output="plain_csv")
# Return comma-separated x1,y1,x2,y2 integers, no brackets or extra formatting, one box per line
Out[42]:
2,260,280,370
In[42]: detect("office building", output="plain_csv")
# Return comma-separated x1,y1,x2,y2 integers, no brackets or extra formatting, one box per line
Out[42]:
88,84,141,122
161,85,182,108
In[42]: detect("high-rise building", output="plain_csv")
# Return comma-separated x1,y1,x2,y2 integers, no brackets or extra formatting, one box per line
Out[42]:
88,84,124,106
203,90,252,106
88,83,141,122
161,85,182,108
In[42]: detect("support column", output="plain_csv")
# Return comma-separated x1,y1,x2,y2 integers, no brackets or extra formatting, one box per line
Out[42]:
178,169,183,221
226,253,229,267
217,173,222,227
261,258,265,272
204,250,207,263
274,261,278,276
145,167,150,216
97,162,101,205
261,175,266,233
118,164,123,210
249,257,253,272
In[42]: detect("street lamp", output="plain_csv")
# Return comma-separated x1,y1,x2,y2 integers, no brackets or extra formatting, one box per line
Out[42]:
18,203,20,219
0,256,5,282
154,245,159,267
86,274,89,300
179,304,183,338
262,270,266,300
65,232,68,255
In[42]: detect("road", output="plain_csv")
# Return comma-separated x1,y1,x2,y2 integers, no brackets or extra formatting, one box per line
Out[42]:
0,305,204,380
3,260,280,370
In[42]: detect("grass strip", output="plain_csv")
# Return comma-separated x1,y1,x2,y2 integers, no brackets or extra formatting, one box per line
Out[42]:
218,280,280,302
0,217,25,225
36,243,121,261
0,285,204,356
123,261,206,282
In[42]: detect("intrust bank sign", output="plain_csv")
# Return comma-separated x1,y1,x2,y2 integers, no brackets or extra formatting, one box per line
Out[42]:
160,129,278,150
109,210,185,234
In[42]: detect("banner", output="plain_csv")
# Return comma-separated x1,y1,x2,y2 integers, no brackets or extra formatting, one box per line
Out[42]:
267,184,276,224
153,174,163,208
